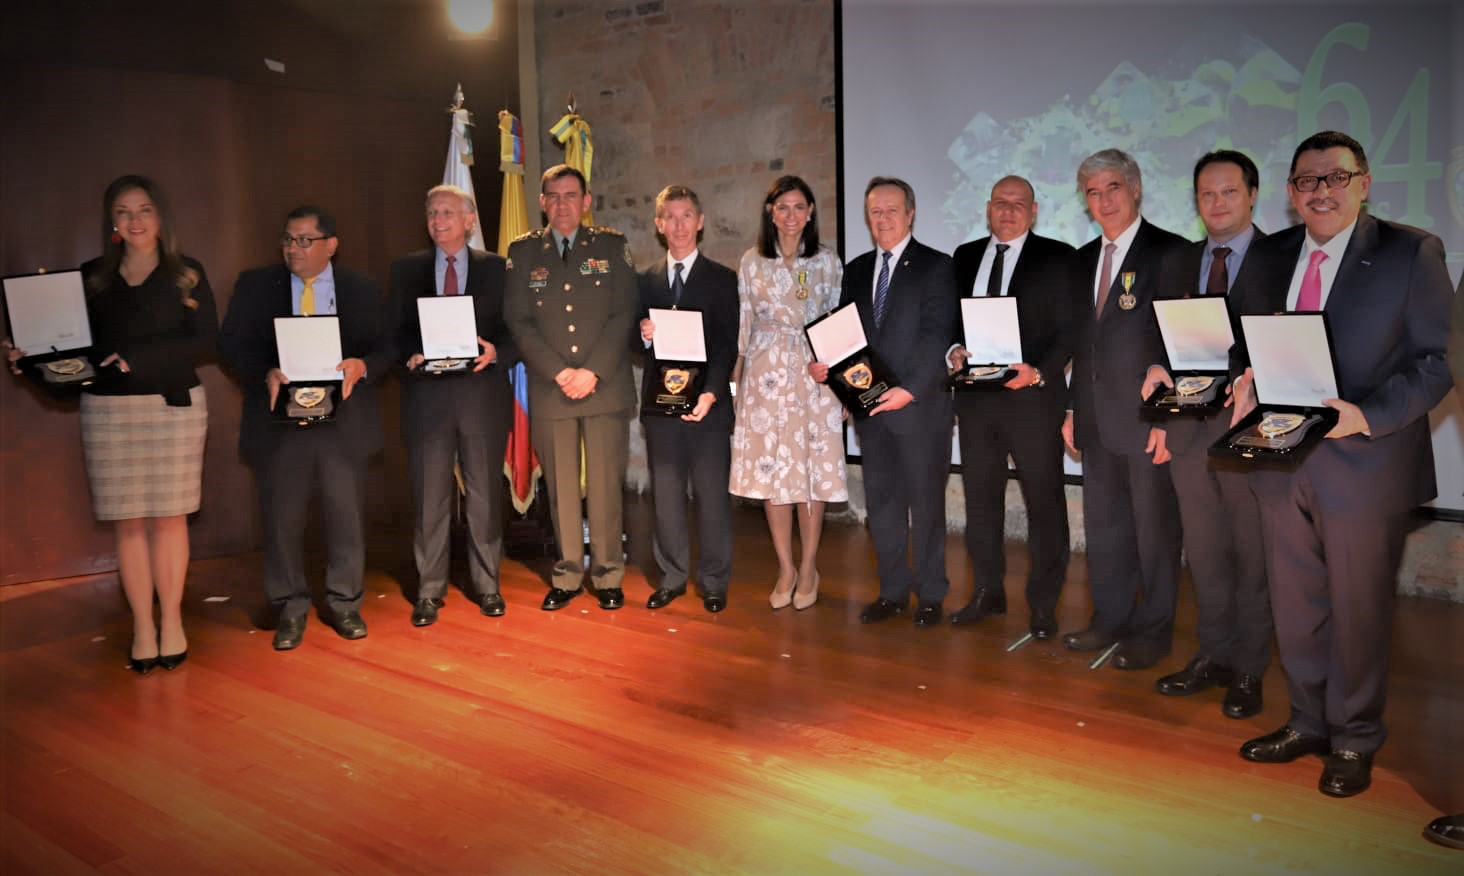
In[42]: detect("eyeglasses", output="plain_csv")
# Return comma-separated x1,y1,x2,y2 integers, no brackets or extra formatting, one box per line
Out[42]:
280,235,329,249
1289,170,1364,193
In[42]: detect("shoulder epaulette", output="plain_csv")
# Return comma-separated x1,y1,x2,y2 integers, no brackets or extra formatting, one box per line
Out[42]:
588,225,624,237
513,229,545,243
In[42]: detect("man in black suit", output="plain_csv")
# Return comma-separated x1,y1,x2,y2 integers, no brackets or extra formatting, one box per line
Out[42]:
636,185,739,613
1062,149,1186,670
219,206,390,650
1142,150,1271,718
812,177,956,626
1230,131,1452,797
389,185,518,627
947,176,1076,640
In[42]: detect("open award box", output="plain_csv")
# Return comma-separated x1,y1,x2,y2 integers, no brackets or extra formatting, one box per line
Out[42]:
642,307,707,416
416,295,478,375
949,296,1020,390
273,315,343,425
804,301,896,420
2,269,97,395
1142,296,1233,418
1209,312,1339,466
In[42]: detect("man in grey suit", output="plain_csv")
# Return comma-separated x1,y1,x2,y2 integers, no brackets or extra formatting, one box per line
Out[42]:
812,177,957,627
1231,131,1453,797
1143,150,1271,719
389,185,518,626
504,165,638,611
636,185,739,613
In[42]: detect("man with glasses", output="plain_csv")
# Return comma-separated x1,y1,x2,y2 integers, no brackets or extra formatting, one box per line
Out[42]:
1229,131,1452,797
220,206,390,650
503,165,638,611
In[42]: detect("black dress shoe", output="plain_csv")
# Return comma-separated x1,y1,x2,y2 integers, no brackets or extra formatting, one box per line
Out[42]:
1424,813,1464,850
1319,749,1373,797
1156,655,1234,696
913,602,942,626
411,598,443,627
949,589,1005,625
1222,673,1263,719
273,616,306,651
860,597,907,624
158,651,188,671
703,594,726,613
1062,627,1117,651
1240,726,1329,763
541,587,580,611
479,593,506,617
127,656,159,675
646,588,684,610
328,612,368,640
1029,608,1057,640
1113,640,1167,670
595,588,625,610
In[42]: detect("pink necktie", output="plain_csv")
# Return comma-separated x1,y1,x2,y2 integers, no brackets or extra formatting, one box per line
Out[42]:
1296,250,1326,311
444,254,459,296
1095,242,1116,316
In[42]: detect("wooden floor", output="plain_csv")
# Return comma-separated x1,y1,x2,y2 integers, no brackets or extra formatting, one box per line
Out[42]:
2,494,1460,875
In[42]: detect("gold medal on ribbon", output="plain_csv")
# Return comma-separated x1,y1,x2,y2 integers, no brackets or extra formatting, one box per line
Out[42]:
1175,376,1215,396
44,358,85,375
842,362,873,390
662,368,690,395
293,386,327,409
1258,412,1305,438
1118,272,1137,310
795,269,809,300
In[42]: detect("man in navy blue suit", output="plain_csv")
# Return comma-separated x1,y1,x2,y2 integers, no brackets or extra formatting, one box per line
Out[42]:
1231,131,1453,797
812,177,956,626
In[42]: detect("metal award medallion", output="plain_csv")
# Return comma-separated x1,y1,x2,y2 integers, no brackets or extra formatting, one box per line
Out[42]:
842,362,873,390
1175,376,1215,396
293,387,326,408
1231,411,1315,451
44,358,85,375
1258,412,1305,438
1118,271,1137,310
663,368,689,395
795,269,809,300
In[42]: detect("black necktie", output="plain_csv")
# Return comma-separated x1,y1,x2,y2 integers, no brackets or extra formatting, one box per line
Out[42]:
671,262,685,306
986,243,1009,297
1206,246,1231,295
561,236,571,263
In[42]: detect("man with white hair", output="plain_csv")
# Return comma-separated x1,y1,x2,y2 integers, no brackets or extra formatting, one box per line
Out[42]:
389,184,518,626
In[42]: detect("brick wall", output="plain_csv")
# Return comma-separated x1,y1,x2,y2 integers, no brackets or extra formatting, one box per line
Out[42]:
532,0,839,271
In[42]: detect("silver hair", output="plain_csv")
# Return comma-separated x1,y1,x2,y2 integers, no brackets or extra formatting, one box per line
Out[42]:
426,184,478,215
1076,149,1142,203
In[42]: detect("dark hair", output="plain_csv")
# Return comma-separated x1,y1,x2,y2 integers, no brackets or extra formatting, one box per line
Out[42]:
541,164,588,194
654,184,704,247
88,174,198,305
1289,131,1368,176
285,204,338,238
864,176,916,212
1193,149,1260,191
757,175,820,259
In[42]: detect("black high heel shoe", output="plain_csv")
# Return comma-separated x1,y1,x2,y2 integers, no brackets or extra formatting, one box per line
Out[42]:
158,651,188,670
128,656,159,676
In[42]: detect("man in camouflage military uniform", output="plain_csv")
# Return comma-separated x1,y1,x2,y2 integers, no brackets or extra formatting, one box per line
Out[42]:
504,164,638,610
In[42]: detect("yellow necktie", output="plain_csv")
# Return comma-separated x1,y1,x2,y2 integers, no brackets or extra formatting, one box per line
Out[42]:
300,276,316,316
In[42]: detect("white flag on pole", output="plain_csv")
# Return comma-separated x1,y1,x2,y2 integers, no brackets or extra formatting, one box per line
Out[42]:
444,83,487,252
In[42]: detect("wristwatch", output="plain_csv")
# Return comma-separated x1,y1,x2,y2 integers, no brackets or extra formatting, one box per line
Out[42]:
1030,368,1045,388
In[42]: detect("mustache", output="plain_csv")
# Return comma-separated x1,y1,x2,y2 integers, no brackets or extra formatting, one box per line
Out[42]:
1305,198,1338,210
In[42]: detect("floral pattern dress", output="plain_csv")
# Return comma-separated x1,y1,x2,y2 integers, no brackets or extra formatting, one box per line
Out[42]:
729,246,848,503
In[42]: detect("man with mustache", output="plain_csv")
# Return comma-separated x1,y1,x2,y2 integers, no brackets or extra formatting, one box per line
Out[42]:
1230,130,1452,797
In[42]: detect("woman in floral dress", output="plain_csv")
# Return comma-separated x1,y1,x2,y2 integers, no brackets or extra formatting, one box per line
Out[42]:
729,176,847,610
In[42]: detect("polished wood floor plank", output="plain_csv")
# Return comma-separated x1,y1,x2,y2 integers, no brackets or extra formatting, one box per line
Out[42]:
2,494,1459,874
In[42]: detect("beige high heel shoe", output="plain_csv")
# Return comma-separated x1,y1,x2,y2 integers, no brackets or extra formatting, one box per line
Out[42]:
770,571,798,610
793,571,820,610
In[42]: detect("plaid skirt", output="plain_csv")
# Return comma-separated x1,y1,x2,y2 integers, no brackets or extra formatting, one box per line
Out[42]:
80,385,208,521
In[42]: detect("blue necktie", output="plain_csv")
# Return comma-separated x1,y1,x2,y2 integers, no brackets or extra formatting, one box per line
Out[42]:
671,262,685,306
874,250,892,328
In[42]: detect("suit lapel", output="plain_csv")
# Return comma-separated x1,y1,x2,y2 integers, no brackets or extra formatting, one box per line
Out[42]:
1327,213,1378,314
